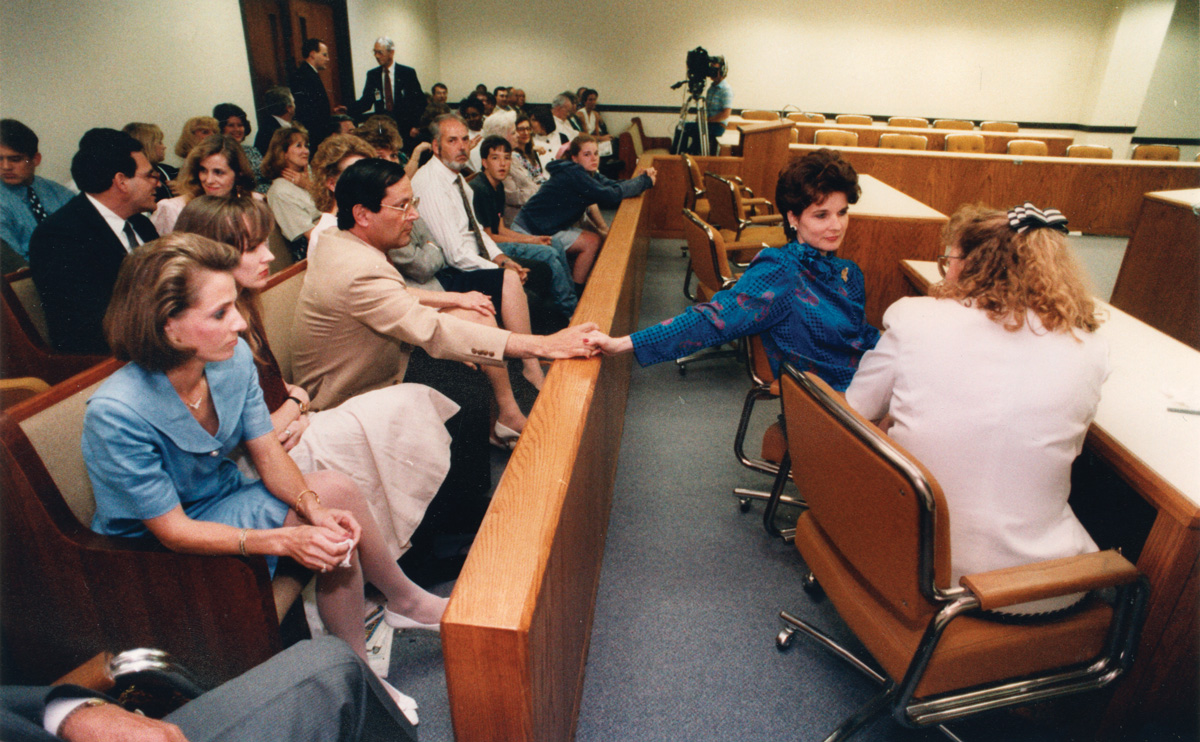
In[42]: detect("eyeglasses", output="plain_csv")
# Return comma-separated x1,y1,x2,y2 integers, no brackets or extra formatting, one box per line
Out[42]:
936,253,965,277
379,196,419,217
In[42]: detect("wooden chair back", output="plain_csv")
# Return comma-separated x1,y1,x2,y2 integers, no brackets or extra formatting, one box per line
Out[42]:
787,112,826,123
1067,144,1113,159
782,367,951,626
879,133,928,151
980,121,1019,132
944,133,986,153
888,116,928,128
741,110,780,121
835,114,873,126
682,208,733,301
814,129,860,147
1131,144,1181,161
933,119,974,130
1007,139,1049,157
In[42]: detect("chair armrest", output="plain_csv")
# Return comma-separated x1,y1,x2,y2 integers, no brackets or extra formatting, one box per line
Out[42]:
748,214,784,225
960,550,1139,611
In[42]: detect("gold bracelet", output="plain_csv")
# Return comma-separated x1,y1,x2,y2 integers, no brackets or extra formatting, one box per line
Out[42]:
295,489,320,515
238,527,249,557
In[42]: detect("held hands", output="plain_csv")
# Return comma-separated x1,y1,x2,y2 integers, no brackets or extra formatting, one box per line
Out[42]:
541,323,605,359
581,330,633,355
643,167,658,185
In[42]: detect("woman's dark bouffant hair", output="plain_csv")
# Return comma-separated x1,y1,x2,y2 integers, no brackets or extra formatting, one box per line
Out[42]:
104,233,241,372
775,148,860,242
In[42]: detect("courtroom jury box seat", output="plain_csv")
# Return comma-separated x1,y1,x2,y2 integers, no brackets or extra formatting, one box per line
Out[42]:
980,121,1019,132
944,133,986,153
836,114,873,126
740,110,780,121
617,116,670,179
814,129,860,147
1132,144,1181,161
1067,144,1114,159
933,119,974,130
879,133,928,151
787,112,826,123
888,116,928,128
1007,139,1050,157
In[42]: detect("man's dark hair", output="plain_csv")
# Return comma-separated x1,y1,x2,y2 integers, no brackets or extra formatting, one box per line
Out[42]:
432,82,447,93
458,97,483,116
263,86,294,117
492,86,508,97
71,128,143,194
481,91,496,106
212,102,253,135
0,119,39,158
301,38,324,58
479,135,512,160
335,158,406,231
529,107,556,135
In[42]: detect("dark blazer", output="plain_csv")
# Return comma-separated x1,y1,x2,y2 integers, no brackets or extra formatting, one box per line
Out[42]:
28,194,157,354
254,115,283,155
0,685,107,742
289,62,333,144
349,63,424,139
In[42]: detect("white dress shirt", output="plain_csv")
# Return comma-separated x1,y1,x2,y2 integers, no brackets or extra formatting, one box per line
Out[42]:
86,194,143,252
410,156,501,271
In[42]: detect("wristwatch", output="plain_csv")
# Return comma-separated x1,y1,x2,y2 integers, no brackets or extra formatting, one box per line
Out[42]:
287,395,309,414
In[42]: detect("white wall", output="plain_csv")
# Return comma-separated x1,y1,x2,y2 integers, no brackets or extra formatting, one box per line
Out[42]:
346,0,440,95
435,0,1171,126
0,0,257,182
1078,0,1176,127
1135,0,1200,141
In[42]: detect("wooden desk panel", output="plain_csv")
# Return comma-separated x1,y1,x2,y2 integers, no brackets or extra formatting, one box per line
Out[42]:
442,164,651,741
783,120,1074,156
1110,190,1200,350
755,141,1200,237
901,259,1200,736
644,154,744,239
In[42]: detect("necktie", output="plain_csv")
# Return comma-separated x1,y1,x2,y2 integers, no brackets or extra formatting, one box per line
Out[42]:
122,220,139,251
26,186,47,223
383,68,394,111
452,177,489,259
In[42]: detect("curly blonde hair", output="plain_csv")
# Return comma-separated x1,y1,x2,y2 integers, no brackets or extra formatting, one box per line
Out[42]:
932,204,1099,334
174,135,256,199
308,135,378,213
174,116,220,159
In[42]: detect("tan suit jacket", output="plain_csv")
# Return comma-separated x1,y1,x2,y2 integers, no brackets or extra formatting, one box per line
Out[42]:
292,228,510,410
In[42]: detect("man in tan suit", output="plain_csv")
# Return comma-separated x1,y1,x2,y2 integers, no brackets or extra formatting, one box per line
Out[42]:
292,158,598,571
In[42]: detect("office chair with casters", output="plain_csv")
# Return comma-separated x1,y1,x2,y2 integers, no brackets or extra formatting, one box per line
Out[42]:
814,130,859,148
943,133,985,153
980,121,1019,132
730,335,805,540
1131,144,1180,161
1007,139,1049,157
835,114,872,125
879,133,928,150
703,172,786,244
672,208,764,375
1066,144,1113,159
932,119,974,130
773,366,1150,742
679,153,712,300
888,117,928,128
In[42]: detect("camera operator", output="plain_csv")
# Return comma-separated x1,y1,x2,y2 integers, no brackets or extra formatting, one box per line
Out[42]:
678,54,731,156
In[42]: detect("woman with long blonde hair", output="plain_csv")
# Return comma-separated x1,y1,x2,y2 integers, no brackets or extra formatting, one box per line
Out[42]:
846,202,1107,614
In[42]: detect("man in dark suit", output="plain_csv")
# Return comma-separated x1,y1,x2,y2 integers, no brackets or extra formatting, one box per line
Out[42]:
348,37,425,151
254,85,296,154
28,129,159,354
0,638,416,741
289,38,342,146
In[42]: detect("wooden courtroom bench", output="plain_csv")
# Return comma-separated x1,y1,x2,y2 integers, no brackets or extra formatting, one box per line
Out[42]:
0,261,309,688
1109,188,1200,351
736,123,1200,237
616,117,670,179
441,157,654,741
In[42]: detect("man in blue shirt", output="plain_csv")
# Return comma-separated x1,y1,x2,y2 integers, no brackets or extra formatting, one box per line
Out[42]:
0,119,73,267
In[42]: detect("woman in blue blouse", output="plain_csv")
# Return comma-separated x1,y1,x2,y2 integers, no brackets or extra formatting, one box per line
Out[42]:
585,148,878,391
82,233,442,723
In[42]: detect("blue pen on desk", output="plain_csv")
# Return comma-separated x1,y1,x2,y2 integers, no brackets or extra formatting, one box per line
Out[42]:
1167,407,1200,416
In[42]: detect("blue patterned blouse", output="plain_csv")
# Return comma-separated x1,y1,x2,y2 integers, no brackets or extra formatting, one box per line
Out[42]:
631,241,880,391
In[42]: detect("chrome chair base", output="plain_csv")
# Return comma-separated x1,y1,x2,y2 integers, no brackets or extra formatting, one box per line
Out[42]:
733,451,804,540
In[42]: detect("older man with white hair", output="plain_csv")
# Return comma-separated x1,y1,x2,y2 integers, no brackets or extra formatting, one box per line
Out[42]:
348,36,426,149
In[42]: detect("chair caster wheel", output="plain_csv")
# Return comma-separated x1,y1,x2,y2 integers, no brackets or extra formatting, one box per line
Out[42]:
802,572,824,599
738,497,752,513
776,628,795,651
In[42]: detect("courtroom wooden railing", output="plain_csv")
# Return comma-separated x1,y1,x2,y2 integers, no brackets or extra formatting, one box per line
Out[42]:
442,155,655,741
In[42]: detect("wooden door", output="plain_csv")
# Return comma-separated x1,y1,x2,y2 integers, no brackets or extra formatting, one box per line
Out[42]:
288,0,343,109
238,0,352,116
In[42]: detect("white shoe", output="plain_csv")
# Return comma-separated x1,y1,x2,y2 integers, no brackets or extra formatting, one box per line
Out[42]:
383,607,441,632
381,679,419,725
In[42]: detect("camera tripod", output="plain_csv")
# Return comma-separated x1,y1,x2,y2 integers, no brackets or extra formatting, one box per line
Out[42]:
670,87,712,156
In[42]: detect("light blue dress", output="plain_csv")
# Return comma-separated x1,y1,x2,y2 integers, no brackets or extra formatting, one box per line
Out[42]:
84,340,287,573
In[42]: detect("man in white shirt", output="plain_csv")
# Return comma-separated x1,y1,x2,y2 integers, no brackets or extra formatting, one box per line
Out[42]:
410,113,552,388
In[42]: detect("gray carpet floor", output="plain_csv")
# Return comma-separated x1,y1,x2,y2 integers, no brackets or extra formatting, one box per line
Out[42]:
386,234,1189,741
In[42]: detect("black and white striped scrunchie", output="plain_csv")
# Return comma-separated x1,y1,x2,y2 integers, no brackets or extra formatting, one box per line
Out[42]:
1007,202,1069,234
